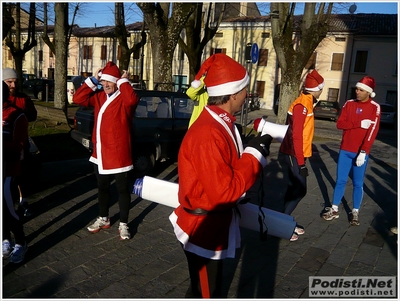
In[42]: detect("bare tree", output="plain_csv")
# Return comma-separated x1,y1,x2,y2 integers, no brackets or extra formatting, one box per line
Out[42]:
114,3,146,72
178,3,226,82
42,3,80,114
271,2,333,124
137,3,197,91
2,3,15,40
52,3,69,111
4,3,37,88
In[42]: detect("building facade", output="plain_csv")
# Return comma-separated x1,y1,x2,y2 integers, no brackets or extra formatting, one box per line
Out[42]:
2,10,397,110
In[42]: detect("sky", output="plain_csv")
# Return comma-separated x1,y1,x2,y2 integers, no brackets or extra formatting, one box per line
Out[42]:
72,2,399,28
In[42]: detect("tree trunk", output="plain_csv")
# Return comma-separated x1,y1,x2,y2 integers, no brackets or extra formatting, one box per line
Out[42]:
114,3,146,73
4,3,37,90
138,3,196,91
54,3,69,111
271,2,332,124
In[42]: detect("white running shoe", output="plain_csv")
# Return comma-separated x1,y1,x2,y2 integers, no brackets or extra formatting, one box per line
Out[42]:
87,217,111,233
9,243,28,263
119,223,131,240
3,240,12,258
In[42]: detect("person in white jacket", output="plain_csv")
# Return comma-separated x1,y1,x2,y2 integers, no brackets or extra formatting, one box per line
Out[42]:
73,61,139,240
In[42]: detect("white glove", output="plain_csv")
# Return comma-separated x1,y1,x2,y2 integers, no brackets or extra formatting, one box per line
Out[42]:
361,119,373,129
356,152,366,167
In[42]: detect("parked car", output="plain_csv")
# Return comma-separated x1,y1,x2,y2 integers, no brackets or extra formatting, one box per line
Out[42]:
313,100,341,121
22,78,54,101
379,103,396,127
71,90,195,176
22,73,36,84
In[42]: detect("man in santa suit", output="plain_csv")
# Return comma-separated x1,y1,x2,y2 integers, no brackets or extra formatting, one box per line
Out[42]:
73,61,139,240
169,53,273,298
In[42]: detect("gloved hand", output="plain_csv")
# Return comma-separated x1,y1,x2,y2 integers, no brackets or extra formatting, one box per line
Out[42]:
247,134,273,157
361,119,374,129
299,165,309,177
356,151,366,167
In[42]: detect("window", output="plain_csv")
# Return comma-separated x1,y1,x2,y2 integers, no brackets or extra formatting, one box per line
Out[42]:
258,49,269,67
331,53,344,71
335,37,346,42
50,50,54,58
261,32,270,38
305,52,317,69
101,45,107,60
83,45,93,60
38,50,43,62
354,50,368,73
8,50,12,60
256,81,265,98
215,32,223,38
210,48,226,55
327,88,339,102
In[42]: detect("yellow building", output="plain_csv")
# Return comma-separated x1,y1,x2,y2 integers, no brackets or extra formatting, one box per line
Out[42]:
3,7,397,111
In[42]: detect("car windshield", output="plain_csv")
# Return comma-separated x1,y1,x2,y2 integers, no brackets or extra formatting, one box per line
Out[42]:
318,101,336,107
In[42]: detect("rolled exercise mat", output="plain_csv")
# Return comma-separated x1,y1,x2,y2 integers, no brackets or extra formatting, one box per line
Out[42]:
133,176,296,240
253,117,289,142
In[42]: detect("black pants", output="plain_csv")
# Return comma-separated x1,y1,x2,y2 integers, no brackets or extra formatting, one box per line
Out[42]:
183,248,223,298
94,165,130,223
3,176,25,245
283,154,307,215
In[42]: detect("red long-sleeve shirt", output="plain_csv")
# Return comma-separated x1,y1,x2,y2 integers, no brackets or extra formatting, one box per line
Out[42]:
336,98,380,154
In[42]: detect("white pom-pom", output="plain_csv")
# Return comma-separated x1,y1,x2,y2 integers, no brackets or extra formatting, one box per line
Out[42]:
370,92,376,98
191,79,201,89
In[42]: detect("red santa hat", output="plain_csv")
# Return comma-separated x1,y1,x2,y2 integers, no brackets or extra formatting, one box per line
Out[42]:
304,70,325,91
191,53,249,96
356,76,376,98
99,61,121,83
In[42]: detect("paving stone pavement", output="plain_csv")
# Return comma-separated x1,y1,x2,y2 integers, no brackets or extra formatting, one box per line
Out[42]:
3,109,398,298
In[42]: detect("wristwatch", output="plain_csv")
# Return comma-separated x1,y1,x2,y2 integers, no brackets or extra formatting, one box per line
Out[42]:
360,150,366,153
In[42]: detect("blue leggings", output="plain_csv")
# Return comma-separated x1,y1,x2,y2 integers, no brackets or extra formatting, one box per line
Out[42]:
332,150,368,209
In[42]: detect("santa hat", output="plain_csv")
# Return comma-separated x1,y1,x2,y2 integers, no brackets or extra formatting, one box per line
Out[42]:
3,68,18,81
356,76,376,98
304,70,324,91
191,53,249,96
99,61,121,83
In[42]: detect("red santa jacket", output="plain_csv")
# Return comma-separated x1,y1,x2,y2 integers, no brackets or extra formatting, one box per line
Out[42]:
3,102,28,177
169,106,266,260
336,98,380,154
8,92,37,122
73,77,138,174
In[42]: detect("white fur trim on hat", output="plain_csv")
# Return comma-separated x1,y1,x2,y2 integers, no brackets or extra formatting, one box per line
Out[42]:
3,68,18,81
207,73,249,97
356,82,375,97
100,74,118,83
305,82,325,92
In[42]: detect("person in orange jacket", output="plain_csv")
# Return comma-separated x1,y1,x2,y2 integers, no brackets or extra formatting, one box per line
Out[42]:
279,70,325,238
